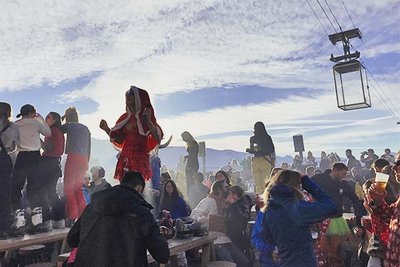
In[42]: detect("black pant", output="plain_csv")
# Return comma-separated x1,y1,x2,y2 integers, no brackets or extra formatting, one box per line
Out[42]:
358,251,369,267
11,151,41,210
185,166,198,192
215,242,250,267
31,157,64,221
0,153,13,232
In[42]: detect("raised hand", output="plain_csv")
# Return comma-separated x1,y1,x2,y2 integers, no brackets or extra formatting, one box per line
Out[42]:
255,194,265,209
99,119,108,131
99,119,111,136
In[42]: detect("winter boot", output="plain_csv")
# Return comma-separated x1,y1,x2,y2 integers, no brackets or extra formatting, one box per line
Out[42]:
53,219,66,229
42,220,53,232
9,209,25,237
31,207,44,233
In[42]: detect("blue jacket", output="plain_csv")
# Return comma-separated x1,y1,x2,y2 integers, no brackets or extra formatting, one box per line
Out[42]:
252,210,278,267
262,176,336,267
161,196,190,220
82,186,91,204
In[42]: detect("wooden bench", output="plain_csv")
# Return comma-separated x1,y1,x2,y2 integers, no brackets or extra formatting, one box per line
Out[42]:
18,245,46,265
0,228,70,253
57,231,218,267
207,261,237,267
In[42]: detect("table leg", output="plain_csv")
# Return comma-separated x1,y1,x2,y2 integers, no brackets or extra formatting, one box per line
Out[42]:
159,254,178,267
3,251,11,266
170,255,178,267
201,243,214,267
60,239,67,253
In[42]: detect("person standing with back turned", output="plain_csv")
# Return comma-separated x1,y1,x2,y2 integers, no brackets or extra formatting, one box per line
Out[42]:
61,107,91,221
246,121,276,193
0,102,19,238
181,131,199,193
11,104,51,235
67,171,170,267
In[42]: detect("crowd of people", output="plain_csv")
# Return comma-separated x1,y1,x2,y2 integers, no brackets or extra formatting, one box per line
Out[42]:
0,87,399,267
0,103,106,238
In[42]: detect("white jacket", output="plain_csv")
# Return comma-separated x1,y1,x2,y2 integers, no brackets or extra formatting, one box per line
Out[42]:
190,197,231,244
15,116,51,151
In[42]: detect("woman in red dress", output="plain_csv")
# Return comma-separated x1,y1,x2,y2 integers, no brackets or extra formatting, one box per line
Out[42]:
99,86,163,181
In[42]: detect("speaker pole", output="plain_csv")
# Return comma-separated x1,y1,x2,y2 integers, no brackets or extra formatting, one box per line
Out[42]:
203,154,206,176
199,141,206,175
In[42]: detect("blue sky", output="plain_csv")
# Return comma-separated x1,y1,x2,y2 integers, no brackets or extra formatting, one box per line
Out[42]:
153,85,312,118
0,0,399,157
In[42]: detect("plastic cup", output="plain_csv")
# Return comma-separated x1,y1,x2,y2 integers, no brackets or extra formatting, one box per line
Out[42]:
361,216,371,229
375,172,389,190
311,231,318,239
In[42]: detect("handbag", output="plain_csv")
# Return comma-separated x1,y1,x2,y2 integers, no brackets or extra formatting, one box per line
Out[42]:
208,214,226,233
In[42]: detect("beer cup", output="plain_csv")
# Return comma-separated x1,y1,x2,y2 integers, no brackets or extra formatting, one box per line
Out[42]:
254,143,259,152
375,172,389,190
311,231,318,239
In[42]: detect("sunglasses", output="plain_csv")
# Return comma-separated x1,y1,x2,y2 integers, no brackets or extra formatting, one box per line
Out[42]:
395,160,400,166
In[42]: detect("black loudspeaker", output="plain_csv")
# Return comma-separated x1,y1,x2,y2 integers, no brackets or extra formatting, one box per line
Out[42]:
198,141,206,157
293,135,305,152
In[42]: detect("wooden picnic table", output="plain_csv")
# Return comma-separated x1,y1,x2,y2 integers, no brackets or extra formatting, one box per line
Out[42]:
57,231,218,267
153,231,217,267
0,228,70,253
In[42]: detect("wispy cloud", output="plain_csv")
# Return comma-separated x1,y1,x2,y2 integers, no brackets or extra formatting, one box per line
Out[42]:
0,0,398,154
1,0,397,93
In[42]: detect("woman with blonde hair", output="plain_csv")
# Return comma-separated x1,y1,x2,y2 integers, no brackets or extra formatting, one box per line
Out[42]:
260,170,336,266
251,167,282,267
61,107,91,220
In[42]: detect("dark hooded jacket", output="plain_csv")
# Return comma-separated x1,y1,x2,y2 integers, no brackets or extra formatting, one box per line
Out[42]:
262,176,336,267
67,185,170,267
250,135,275,158
312,172,365,221
225,194,253,250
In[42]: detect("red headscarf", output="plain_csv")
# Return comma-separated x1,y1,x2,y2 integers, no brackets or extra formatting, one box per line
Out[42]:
110,86,163,155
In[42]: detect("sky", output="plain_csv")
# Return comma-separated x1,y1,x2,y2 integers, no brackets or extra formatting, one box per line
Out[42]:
0,0,399,158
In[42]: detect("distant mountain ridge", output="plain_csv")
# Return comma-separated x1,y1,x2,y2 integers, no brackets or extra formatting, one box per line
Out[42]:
158,146,294,171
90,138,294,176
